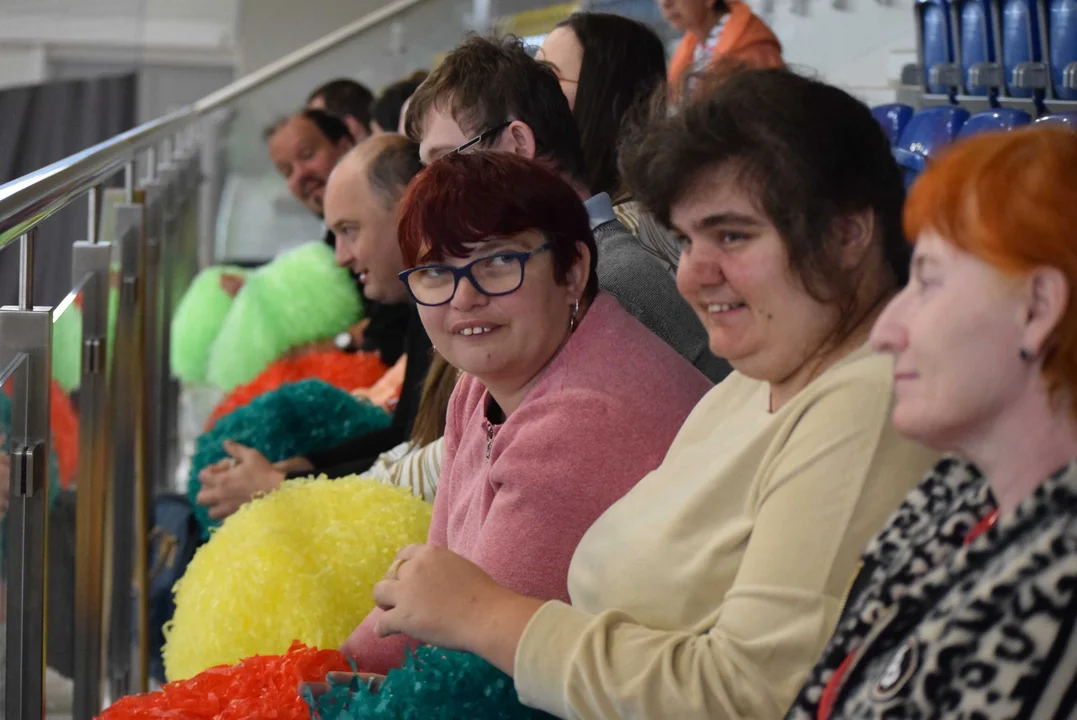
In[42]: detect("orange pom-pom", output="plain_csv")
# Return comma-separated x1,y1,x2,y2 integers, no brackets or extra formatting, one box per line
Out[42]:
205,350,387,431
96,641,350,720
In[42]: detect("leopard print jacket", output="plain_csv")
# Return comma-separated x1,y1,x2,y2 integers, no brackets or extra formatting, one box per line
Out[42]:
786,456,1077,720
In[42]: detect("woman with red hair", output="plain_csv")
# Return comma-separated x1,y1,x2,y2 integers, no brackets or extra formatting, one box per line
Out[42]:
788,127,1077,719
338,151,711,673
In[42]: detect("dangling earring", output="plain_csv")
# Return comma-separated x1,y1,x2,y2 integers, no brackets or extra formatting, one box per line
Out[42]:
1019,346,1033,362
568,299,580,332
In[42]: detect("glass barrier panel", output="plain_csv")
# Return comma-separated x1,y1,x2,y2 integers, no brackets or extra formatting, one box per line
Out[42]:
47,279,90,714
0,354,28,714
212,0,487,264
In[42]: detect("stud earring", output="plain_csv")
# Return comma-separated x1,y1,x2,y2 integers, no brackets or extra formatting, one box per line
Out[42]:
1019,347,1033,362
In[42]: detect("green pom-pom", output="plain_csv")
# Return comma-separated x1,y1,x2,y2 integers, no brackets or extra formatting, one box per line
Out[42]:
51,302,83,393
163,477,432,681
310,647,557,720
187,379,390,538
170,266,247,385
205,243,363,391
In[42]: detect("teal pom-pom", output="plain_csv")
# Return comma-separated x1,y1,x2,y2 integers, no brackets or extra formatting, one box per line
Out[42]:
186,379,390,538
51,302,83,393
170,266,247,385
205,243,363,391
309,647,556,720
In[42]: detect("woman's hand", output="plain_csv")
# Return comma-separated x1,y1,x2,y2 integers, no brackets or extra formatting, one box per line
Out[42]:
195,441,285,519
372,544,544,674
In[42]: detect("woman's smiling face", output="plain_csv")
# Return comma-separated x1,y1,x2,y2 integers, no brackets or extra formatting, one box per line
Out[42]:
415,230,587,391
671,164,842,385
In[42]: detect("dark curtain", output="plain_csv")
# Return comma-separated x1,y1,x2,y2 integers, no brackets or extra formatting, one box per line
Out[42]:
0,73,136,308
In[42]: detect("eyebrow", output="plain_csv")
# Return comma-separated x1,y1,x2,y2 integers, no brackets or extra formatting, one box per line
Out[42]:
694,212,763,231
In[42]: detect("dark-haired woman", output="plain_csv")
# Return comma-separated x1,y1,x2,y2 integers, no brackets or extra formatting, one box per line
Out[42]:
339,150,711,674
363,69,937,719
538,13,681,270
664,0,782,101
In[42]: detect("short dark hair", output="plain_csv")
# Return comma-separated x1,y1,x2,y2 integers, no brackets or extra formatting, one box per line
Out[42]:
262,108,353,144
621,67,909,336
372,71,428,132
307,78,374,131
404,35,587,186
397,150,599,300
555,13,667,199
366,135,423,208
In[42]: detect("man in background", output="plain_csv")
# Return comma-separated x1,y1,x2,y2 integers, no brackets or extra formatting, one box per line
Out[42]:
307,78,375,143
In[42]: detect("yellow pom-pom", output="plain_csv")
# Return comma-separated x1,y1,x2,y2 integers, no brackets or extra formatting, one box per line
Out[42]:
162,476,432,682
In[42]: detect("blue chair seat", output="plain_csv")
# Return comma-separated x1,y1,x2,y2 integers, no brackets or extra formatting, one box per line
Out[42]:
872,104,916,146
959,108,1033,136
1035,112,1077,126
893,106,970,187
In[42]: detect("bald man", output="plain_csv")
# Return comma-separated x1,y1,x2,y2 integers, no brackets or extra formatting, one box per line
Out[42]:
197,135,433,519
325,135,420,304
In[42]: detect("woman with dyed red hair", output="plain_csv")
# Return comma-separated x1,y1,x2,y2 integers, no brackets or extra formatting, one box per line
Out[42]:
337,151,711,673
788,127,1077,719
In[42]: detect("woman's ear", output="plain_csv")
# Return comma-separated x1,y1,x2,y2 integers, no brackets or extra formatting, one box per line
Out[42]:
1023,266,1070,357
834,209,876,269
505,121,538,161
567,241,592,300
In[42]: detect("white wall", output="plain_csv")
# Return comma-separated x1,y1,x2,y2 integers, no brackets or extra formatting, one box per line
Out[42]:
0,45,47,90
758,0,916,105
0,0,240,93
235,0,392,74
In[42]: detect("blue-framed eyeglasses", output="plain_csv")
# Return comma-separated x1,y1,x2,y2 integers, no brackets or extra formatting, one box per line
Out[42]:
399,243,551,306
451,121,512,155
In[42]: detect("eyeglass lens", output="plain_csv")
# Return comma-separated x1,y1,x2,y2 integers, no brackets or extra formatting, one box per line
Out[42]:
409,255,526,305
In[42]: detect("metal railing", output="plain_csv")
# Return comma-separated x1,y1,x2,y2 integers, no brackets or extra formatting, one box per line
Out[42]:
0,0,435,716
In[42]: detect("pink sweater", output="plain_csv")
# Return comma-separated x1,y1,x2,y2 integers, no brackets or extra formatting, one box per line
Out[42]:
341,293,712,672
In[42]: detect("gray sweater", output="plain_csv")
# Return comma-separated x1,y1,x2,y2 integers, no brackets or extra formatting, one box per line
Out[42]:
593,218,731,383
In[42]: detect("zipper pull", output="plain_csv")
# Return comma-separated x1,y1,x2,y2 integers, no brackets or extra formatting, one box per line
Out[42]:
486,422,494,460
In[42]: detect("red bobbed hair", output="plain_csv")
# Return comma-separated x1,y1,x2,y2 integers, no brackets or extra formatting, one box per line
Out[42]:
396,150,599,300
905,126,1077,416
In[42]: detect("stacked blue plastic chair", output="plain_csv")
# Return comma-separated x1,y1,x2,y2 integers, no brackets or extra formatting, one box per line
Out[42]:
893,106,970,188
872,104,916,146
959,0,1000,94
1050,0,1077,98
959,108,1033,136
1003,0,1045,97
918,0,958,93
1036,111,1077,125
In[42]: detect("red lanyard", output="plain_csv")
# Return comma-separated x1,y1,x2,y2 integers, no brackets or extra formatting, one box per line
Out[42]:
817,508,1000,719
963,509,1000,545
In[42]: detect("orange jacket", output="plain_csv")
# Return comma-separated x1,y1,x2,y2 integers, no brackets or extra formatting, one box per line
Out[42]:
668,1,783,99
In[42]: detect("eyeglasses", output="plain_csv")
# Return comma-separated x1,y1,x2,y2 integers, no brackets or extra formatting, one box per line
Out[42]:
451,121,512,155
399,244,551,306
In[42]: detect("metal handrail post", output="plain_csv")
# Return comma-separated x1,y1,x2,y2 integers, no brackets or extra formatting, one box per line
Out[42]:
70,240,113,719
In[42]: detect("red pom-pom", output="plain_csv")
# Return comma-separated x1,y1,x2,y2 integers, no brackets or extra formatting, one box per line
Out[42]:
50,379,79,489
97,641,350,719
205,351,387,431
1,379,79,489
